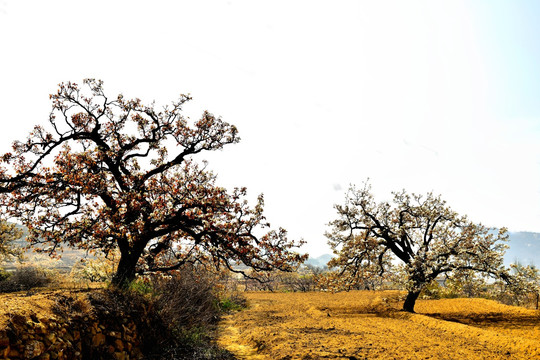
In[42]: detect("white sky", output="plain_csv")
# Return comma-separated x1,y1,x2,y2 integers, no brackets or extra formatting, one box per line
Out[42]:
1,1,540,256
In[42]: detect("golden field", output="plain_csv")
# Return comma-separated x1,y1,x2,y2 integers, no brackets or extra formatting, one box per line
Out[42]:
218,291,540,359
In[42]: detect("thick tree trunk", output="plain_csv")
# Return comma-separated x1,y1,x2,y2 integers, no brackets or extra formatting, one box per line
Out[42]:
402,290,421,313
111,254,138,288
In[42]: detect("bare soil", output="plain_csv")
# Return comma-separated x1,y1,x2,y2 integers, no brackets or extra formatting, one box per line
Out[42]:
218,291,540,359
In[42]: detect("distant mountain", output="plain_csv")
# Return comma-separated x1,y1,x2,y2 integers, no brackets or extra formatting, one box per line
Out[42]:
305,253,333,268
6,225,540,271
4,225,90,270
504,231,540,266
304,231,540,269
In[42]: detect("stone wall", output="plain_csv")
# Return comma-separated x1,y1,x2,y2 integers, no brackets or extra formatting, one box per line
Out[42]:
0,292,147,360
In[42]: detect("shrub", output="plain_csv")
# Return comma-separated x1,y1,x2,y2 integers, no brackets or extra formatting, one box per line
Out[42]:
146,265,244,358
218,293,247,312
0,266,54,293
92,265,243,359
152,266,224,329
0,267,10,282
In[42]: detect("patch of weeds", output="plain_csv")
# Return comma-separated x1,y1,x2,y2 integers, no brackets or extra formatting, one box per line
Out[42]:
217,294,246,313
127,278,155,295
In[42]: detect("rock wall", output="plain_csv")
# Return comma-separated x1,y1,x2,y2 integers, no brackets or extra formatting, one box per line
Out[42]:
0,293,146,360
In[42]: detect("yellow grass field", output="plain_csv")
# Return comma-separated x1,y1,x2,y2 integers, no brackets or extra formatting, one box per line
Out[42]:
218,291,540,359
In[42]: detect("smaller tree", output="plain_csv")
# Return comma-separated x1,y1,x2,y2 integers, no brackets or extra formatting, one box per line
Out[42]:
70,252,118,283
508,262,540,309
444,269,488,298
327,183,509,312
0,221,23,264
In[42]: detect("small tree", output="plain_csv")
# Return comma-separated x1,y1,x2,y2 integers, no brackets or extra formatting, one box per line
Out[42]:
444,269,488,298
0,221,23,264
0,79,306,287
326,183,508,312
70,253,118,283
508,262,540,309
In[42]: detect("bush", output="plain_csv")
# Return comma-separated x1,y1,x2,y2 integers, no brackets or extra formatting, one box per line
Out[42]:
152,265,239,329
0,266,54,293
0,267,10,282
217,293,247,312
146,265,244,358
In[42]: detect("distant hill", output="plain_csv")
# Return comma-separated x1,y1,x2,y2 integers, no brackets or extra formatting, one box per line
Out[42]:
304,231,540,269
4,225,91,270
504,231,540,266
5,226,540,271
305,253,333,268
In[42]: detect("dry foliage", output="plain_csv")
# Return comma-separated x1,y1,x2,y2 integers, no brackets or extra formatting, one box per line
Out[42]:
0,79,306,287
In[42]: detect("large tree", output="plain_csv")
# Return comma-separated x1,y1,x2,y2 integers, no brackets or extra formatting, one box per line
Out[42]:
326,183,508,312
0,79,306,287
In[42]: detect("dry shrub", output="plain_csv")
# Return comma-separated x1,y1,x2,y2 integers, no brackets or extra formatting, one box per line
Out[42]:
51,293,94,320
147,265,243,359
102,266,241,359
0,266,55,293
152,265,231,328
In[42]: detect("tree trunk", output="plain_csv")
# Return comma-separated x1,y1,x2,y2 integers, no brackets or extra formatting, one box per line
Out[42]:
402,290,421,313
111,253,138,288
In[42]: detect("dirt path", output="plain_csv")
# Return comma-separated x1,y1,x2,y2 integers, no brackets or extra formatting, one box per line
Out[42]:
218,311,269,360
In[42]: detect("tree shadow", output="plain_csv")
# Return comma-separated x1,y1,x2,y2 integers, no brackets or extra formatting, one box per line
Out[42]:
425,311,540,330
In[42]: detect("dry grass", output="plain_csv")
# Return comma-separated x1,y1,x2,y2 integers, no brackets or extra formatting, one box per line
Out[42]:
0,289,89,328
218,291,540,359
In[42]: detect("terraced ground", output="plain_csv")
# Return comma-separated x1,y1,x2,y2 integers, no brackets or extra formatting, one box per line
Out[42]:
218,291,540,359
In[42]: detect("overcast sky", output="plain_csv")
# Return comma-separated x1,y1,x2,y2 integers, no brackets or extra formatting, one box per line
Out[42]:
1,1,540,256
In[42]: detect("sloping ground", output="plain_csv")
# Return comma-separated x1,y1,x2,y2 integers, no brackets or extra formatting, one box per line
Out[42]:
0,286,104,329
0,290,61,328
218,291,540,359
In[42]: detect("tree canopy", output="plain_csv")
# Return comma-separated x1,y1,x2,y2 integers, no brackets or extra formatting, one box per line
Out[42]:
0,79,306,286
326,183,508,312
